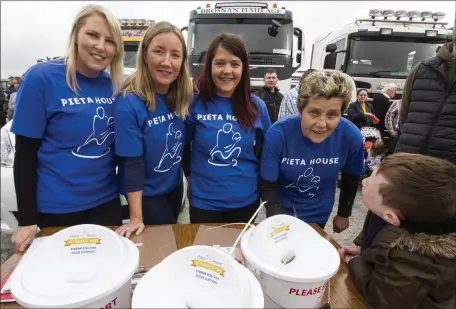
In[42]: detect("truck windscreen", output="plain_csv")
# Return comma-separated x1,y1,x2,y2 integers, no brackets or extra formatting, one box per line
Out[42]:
345,37,449,78
124,43,140,68
188,18,293,56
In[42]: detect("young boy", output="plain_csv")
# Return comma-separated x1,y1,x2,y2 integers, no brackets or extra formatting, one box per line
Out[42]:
339,153,456,309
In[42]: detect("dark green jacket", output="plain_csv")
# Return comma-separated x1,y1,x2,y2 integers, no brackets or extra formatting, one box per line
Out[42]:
349,223,456,309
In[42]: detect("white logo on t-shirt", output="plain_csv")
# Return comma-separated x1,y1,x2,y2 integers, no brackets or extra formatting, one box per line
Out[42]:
208,123,242,167
72,107,115,159
154,123,183,172
285,167,321,198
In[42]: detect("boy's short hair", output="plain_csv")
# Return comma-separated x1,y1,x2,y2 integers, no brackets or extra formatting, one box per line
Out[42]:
377,153,456,223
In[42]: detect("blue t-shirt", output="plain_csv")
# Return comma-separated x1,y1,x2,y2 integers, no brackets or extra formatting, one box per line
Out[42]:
261,115,365,224
115,93,184,196
11,59,118,214
186,94,271,210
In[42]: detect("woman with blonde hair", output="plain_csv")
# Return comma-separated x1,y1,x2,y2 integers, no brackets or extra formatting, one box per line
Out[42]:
114,21,192,237
11,4,124,252
260,69,365,232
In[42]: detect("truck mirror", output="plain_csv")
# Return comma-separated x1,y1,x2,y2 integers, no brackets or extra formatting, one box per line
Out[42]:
325,43,337,53
296,53,301,64
293,27,303,51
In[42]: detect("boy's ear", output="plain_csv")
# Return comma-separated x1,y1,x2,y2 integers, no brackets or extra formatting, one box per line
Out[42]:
382,209,402,226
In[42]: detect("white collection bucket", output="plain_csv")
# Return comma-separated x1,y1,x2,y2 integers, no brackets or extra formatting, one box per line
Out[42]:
132,245,264,308
240,215,340,308
10,224,139,308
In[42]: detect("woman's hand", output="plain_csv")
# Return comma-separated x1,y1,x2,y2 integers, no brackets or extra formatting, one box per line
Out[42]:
11,225,38,252
365,113,380,124
115,217,145,238
338,245,361,263
333,215,349,233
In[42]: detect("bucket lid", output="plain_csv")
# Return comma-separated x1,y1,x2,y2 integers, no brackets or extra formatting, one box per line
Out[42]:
240,215,340,283
11,224,139,308
132,245,263,308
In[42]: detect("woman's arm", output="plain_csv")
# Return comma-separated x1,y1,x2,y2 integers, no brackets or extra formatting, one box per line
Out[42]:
336,126,365,222
114,95,146,235
259,127,286,217
10,66,48,251
121,156,144,221
14,135,42,226
346,103,367,124
254,98,272,159
259,178,286,216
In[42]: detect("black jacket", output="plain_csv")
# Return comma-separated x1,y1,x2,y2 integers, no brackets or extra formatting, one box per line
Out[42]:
346,101,376,129
395,43,456,165
255,86,283,124
371,93,391,137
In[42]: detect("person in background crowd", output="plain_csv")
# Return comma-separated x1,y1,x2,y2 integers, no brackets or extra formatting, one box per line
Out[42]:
278,69,315,119
10,4,124,252
0,90,6,127
114,22,192,238
347,89,379,129
340,153,456,309
5,77,17,101
7,76,21,121
371,83,396,138
254,68,283,123
396,17,455,164
260,70,365,231
365,139,386,172
384,99,401,154
185,33,271,224
1,77,16,127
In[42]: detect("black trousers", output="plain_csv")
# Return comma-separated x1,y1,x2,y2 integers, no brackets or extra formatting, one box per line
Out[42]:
141,181,183,225
190,199,260,224
37,197,123,229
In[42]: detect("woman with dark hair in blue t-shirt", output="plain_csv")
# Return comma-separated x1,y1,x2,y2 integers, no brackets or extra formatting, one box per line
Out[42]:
10,4,125,252
260,70,365,232
185,33,271,223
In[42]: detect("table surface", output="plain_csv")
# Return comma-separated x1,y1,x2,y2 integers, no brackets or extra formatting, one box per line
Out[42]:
1,223,369,309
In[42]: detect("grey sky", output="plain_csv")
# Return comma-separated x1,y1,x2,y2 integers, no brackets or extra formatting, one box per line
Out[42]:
1,1,454,77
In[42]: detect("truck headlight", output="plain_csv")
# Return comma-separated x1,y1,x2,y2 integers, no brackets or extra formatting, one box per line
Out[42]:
1,126,14,167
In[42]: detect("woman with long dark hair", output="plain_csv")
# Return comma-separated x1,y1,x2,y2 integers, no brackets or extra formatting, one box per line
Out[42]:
185,33,271,223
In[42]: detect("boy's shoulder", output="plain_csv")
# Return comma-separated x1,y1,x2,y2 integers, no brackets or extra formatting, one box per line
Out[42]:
370,224,456,263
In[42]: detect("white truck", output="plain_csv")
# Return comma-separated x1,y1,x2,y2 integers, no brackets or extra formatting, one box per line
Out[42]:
118,18,154,76
181,1,305,93
309,9,452,99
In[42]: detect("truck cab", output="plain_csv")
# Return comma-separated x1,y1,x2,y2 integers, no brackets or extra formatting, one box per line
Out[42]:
182,1,304,94
310,9,452,99
118,18,154,76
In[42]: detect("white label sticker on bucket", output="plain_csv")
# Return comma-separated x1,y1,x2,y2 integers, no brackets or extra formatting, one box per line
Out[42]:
191,254,226,285
65,232,101,255
270,223,290,244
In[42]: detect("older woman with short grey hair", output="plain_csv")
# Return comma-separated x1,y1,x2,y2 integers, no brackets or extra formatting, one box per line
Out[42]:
260,69,365,232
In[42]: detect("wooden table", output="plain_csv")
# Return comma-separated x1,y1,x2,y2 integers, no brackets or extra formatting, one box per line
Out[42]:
1,223,369,308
